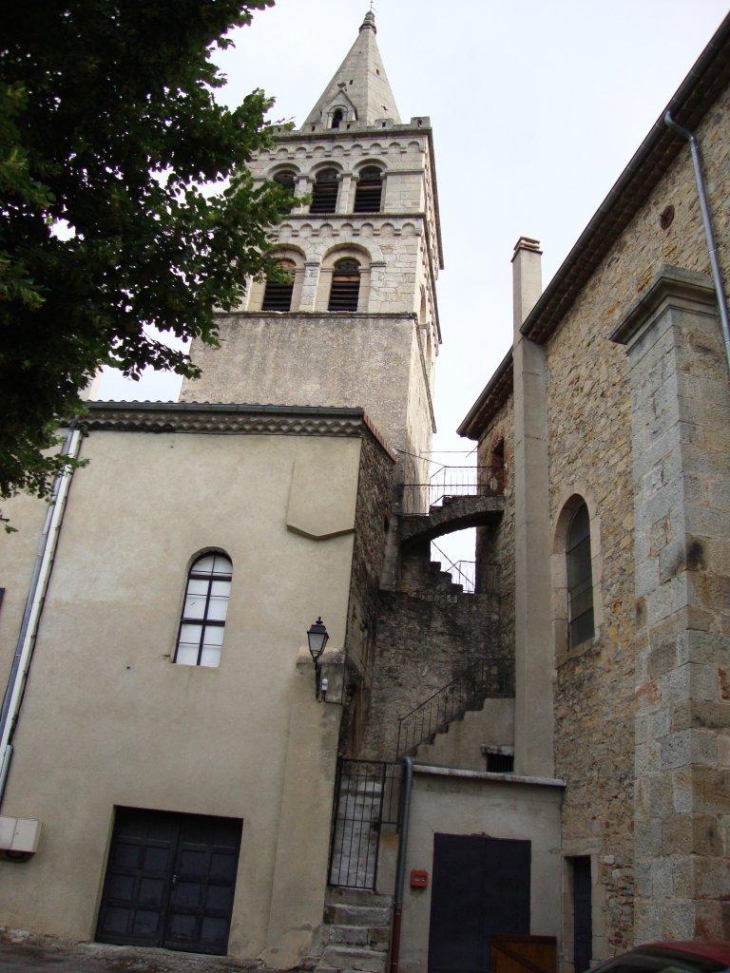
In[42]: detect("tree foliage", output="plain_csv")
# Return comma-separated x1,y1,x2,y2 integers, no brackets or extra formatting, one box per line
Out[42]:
0,0,294,502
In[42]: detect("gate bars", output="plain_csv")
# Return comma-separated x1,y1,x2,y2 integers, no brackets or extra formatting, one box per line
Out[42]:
328,758,402,890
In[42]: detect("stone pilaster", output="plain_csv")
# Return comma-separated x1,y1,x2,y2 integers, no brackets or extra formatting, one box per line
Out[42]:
299,260,321,312
512,237,554,777
611,266,730,941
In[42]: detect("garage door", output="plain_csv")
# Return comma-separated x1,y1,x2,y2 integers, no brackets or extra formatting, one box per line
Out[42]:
96,807,242,955
428,833,531,973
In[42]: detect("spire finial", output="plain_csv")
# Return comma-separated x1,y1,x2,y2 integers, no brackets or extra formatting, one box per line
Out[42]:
360,8,376,33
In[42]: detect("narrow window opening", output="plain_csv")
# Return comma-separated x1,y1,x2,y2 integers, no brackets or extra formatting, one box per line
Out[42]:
331,108,344,129
175,553,232,668
262,258,295,312
567,503,594,647
273,170,296,191
354,166,383,213
310,168,339,214
328,258,361,311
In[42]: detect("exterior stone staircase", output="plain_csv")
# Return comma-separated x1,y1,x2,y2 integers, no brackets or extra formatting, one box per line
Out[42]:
308,888,392,973
412,695,515,771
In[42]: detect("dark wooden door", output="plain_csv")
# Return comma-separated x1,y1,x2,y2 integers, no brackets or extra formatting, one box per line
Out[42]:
96,807,242,955
428,833,531,973
572,857,592,973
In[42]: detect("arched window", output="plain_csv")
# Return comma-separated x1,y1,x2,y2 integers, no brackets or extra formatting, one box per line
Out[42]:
262,258,295,312
328,258,360,311
566,503,594,647
331,108,344,129
354,166,383,213
273,170,296,191
310,168,339,214
175,552,232,668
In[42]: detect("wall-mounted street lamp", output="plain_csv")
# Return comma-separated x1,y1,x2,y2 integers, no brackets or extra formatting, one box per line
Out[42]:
307,617,329,700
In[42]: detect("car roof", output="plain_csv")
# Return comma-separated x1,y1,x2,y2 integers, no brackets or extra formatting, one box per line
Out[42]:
641,943,730,966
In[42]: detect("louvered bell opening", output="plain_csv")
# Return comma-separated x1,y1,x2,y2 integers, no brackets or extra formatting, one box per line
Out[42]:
274,171,296,191
262,280,294,311
354,168,383,213
310,170,339,214
328,259,360,311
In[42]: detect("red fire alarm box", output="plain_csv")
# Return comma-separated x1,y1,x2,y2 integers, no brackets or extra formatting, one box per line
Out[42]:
410,869,428,889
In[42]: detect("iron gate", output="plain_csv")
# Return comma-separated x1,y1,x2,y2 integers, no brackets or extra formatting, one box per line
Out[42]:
328,758,401,890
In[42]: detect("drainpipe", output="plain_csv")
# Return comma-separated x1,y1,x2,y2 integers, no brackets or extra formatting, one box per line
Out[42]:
389,755,414,973
664,111,730,373
0,423,83,806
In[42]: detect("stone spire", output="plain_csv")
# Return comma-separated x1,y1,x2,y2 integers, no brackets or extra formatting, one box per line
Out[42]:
302,11,401,130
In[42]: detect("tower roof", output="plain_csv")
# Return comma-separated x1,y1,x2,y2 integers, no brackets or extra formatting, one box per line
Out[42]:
303,11,401,130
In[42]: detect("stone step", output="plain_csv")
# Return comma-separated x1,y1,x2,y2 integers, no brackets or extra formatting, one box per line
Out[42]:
319,944,388,973
319,924,390,950
324,902,392,927
325,888,392,909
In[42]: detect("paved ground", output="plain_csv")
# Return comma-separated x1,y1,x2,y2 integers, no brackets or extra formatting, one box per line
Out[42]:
0,931,299,973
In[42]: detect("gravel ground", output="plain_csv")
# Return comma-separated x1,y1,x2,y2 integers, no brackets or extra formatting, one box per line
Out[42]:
0,931,302,973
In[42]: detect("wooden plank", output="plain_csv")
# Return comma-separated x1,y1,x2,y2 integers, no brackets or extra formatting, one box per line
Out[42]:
491,934,557,973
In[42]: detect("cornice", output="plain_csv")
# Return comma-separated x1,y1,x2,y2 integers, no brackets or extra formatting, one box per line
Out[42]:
457,348,514,441
78,402,397,461
610,265,716,349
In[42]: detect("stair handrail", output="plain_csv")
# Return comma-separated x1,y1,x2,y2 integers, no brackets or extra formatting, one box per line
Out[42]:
395,659,498,759
431,541,475,593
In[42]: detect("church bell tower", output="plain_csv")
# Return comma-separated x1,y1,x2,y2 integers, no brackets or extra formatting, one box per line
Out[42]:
181,11,444,493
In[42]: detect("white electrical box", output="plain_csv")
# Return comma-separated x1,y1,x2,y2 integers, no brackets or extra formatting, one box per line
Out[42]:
0,816,41,855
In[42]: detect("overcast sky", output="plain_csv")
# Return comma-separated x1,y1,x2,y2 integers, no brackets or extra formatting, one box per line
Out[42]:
99,0,728,458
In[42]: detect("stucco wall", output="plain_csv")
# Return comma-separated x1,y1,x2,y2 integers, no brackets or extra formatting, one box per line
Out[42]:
0,427,367,964
0,491,49,688
181,312,429,462
398,768,563,973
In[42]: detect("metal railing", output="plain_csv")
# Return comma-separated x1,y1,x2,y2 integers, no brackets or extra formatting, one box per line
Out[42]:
395,659,503,759
431,540,475,593
328,758,402,890
403,464,504,512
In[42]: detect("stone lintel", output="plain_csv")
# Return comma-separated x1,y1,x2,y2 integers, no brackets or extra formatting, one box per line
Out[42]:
610,265,716,349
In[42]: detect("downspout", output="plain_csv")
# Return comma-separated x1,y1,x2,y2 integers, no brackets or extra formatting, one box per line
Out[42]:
389,755,414,973
0,423,83,806
664,111,730,373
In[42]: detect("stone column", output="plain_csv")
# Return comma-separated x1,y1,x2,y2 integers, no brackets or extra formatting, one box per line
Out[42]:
611,266,730,941
338,173,354,214
299,261,321,312
294,175,310,215
511,237,554,777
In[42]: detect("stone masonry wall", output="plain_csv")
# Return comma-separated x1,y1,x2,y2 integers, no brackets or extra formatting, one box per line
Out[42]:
361,553,509,761
476,397,515,662
343,430,396,755
616,272,730,941
543,82,730,958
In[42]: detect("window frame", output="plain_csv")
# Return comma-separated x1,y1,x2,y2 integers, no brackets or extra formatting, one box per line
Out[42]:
566,502,595,648
328,257,361,311
262,258,296,312
174,552,233,669
310,167,340,215
353,166,384,213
